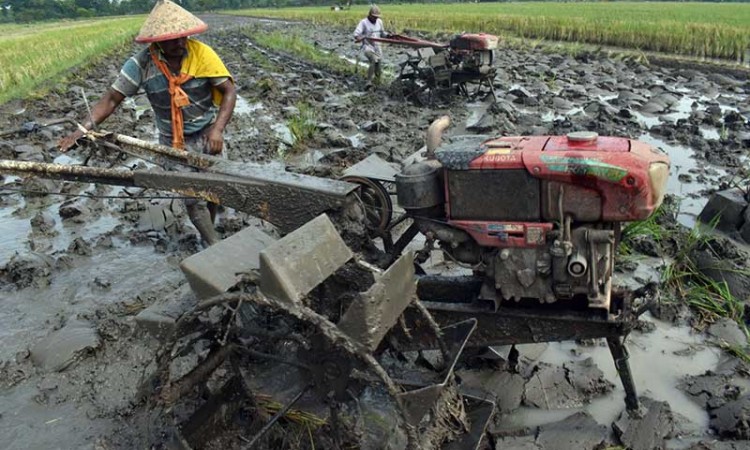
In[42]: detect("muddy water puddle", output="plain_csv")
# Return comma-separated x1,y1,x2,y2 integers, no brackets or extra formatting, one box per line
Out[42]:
51,154,81,166
0,196,122,267
700,127,721,140
633,96,743,131
501,313,719,439
0,244,183,361
233,94,264,116
338,54,369,69
0,208,32,265
540,107,585,123
287,148,329,166
1,386,114,450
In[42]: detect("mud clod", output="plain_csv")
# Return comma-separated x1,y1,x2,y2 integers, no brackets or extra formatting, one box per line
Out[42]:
14,144,45,162
613,397,675,450
30,320,101,372
524,364,583,409
58,199,91,221
698,189,750,236
689,239,750,302
565,357,615,397
688,440,750,450
1,253,52,289
493,435,538,450
681,371,749,411
68,237,92,256
457,369,525,414
492,411,608,450
710,394,750,439
707,319,749,348
523,358,613,410
536,412,608,450
30,211,56,234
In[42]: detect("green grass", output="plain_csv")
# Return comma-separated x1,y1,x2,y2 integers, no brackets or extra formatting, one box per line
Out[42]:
241,45,278,72
623,198,748,342
686,278,746,325
0,16,143,104
619,209,665,255
660,218,750,337
287,102,318,152
229,2,750,62
246,29,357,75
243,27,396,87
721,342,750,365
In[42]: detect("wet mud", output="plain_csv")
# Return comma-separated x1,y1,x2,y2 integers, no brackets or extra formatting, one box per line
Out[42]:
0,13,749,450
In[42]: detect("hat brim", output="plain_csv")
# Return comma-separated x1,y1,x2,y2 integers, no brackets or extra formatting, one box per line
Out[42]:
135,23,208,43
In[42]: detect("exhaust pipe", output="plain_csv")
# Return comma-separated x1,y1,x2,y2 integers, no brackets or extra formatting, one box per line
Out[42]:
425,115,451,159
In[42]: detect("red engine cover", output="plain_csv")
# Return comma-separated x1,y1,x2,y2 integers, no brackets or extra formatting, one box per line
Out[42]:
466,133,669,223
450,33,499,51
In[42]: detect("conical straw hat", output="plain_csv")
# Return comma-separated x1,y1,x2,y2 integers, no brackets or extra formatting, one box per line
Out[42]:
135,0,208,44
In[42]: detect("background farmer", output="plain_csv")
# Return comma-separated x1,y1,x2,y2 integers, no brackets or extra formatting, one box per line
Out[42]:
353,5,386,89
59,0,236,246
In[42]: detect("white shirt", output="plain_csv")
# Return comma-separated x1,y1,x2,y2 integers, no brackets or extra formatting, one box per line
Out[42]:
354,17,384,55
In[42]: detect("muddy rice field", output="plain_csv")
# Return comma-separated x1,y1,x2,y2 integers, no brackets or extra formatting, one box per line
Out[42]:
1,14,750,450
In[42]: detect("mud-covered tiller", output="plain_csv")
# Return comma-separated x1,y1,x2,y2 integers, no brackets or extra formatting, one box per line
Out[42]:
0,116,669,449
369,33,499,104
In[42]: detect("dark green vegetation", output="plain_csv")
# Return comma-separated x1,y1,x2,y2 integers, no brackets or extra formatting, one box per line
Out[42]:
2,0,148,22
1,0,257,22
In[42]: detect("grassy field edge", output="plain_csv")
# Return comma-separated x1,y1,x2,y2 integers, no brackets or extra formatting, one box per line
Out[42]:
0,16,144,105
227,3,750,62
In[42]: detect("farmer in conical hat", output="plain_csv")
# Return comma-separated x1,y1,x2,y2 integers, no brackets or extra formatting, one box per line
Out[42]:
60,0,236,246
354,5,387,89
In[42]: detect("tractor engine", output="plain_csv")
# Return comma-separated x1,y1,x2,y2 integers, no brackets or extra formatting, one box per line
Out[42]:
448,33,498,75
396,131,669,310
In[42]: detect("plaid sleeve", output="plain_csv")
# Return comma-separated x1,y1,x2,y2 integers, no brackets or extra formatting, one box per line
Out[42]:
111,54,144,97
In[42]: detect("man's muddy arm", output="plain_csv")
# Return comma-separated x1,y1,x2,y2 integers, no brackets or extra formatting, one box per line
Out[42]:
59,89,125,152
204,79,237,155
